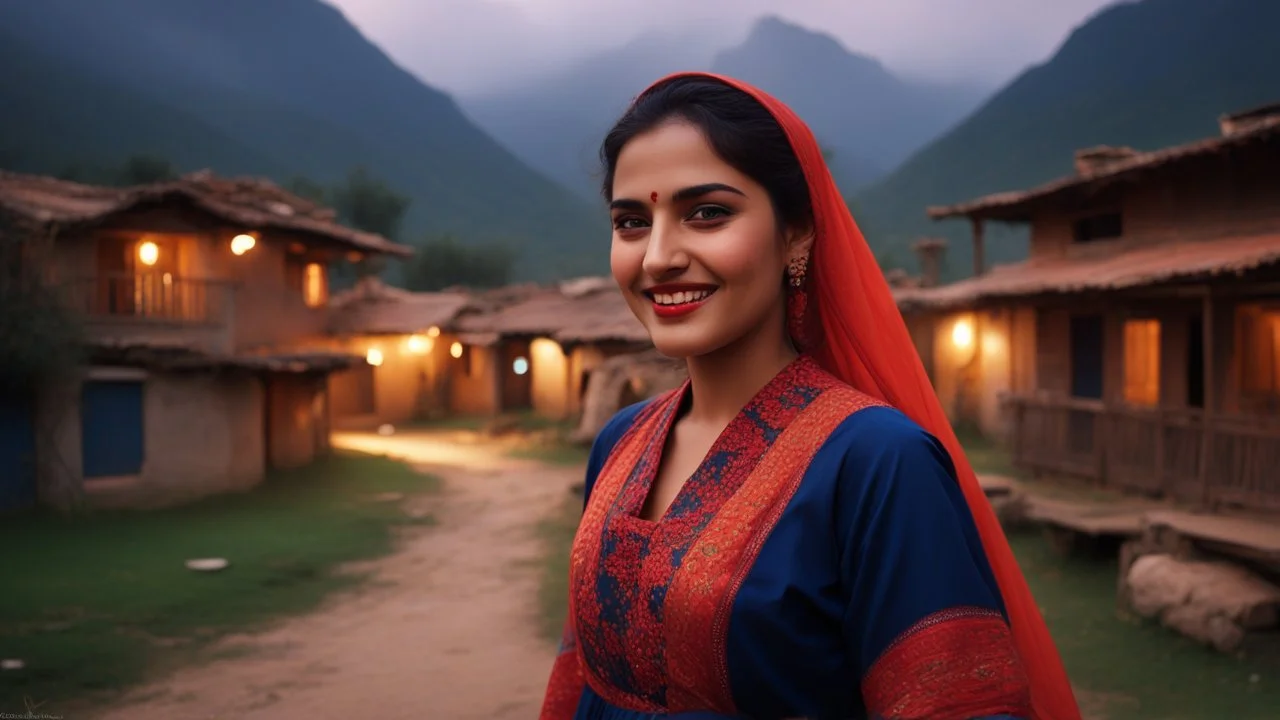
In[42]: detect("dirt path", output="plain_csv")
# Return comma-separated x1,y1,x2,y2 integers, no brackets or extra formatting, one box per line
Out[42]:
92,431,580,720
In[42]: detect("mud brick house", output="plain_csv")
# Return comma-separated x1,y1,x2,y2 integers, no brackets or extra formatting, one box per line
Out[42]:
896,102,1280,512
325,276,652,427
324,277,471,428
0,170,411,511
447,277,651,421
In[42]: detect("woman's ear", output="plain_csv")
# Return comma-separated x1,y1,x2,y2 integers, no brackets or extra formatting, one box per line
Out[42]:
785,226,815,264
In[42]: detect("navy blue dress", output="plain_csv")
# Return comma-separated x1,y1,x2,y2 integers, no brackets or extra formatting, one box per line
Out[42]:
541,357,1030,720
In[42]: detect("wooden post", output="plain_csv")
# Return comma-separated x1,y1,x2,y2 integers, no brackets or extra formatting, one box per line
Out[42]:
1198,291,1216,509
971,217,986,277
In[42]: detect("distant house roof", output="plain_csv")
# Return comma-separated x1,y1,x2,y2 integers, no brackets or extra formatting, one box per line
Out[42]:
457,276,648,346
87,337,361,373
927,103,1280,223
328,277,471,336
0,169,413,257
895,232,1280,311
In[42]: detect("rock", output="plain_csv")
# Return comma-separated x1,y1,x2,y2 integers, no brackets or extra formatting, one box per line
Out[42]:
1126,553,1280,653
0,659,23,671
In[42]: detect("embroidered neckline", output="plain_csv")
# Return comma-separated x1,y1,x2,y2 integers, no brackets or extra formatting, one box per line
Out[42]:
622,354,820,525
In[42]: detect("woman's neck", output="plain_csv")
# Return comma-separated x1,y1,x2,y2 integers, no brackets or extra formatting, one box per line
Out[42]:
683,320,798,428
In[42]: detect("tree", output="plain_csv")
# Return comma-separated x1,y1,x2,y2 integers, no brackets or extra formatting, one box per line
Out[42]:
287,176,329,206
0,215,87,510
404,235,515,291
329,166,410,241
116,154,177,185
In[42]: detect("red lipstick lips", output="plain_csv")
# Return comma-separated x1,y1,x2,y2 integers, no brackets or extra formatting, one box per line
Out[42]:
645,283,717,319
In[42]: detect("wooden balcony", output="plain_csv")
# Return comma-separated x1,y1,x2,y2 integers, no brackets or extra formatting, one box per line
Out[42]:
65,273,235,326
1005,395,1280,512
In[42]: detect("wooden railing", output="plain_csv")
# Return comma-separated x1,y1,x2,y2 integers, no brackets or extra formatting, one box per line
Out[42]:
1004,395,1280,512
64,273,234,325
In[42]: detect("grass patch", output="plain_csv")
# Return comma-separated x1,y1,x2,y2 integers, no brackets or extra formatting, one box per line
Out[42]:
0,451,439,711
1009,529,1280,719
509,442,591,467
535,494,583,644
955,424,1020,477
409,411,571,434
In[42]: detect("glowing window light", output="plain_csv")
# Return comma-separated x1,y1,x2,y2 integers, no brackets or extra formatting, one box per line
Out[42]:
426,326,441,338
406,334,431,355
450,342,464,359
366,347,384,367
137,240,159,266
230,234,257,256
513,357,529,375
951,319,974,350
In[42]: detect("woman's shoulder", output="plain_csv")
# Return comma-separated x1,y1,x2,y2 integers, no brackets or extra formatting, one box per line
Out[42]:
592,398,653,453
807,395,958,489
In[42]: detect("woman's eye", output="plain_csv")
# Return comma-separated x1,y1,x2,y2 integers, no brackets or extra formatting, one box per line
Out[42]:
613,216,648,231
689,206,731,222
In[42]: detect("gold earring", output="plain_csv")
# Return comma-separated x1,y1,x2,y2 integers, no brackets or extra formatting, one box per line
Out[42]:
787,254,809,288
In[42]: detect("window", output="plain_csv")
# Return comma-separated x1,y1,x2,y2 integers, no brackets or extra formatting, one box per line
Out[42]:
286,258,328,307
1239,305,1280,396
1069,314,1104,399
1073,212,1123,243
1122,319,1161,406
303,262,327,307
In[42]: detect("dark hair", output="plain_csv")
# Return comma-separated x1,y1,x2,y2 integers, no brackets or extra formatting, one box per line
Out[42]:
599,77,812,233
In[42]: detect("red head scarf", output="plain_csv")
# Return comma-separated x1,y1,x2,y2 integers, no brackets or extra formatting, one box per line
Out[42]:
641,72,1082,720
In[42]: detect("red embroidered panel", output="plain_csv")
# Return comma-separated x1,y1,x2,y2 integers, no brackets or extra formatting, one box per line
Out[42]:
569,356,886,714
862,607,1032,720
664,383,883,711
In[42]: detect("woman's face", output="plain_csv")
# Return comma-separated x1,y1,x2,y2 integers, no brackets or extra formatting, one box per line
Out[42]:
609,120,805,359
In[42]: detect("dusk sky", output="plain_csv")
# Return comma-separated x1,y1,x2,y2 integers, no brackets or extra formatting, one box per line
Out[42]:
326,0,1123,96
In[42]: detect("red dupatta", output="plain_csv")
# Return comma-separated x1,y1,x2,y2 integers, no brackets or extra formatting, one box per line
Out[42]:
647,72,1083,720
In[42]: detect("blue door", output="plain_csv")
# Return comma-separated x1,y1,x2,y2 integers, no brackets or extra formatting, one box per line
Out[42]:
0,396,37,511
81,380,145,478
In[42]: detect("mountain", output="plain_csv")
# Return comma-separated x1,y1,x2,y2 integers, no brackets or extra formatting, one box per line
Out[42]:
853,0,1280,278
460,16,988,199
459,31,723,199
0,0,606,280
709,17,988,193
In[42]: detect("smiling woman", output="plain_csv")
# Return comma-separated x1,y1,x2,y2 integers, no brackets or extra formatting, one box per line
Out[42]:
538,73,1082,720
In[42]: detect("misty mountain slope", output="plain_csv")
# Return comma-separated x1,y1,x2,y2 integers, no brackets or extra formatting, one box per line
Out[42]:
854,0,1280,277
460,32,721,198
462,16,987,200
0,0,607,279
0,28,284,182
709,17,987,193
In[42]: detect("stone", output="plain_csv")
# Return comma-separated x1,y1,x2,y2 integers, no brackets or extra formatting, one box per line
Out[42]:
1126,553,1280,653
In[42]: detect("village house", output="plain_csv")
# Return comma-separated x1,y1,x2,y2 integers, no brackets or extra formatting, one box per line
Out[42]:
323,277,472,429
896,101,1280,513
0,170,411,511
323,275,654,429
447,277,651,421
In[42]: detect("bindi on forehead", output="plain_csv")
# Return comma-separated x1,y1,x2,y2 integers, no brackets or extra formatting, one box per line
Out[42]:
650,191,659,204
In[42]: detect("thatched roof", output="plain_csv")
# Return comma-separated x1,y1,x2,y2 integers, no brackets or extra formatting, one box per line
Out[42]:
0,169,412,257
895,232,1280,311
328,277,470,336
456,276,648,345
928,104,1280,223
